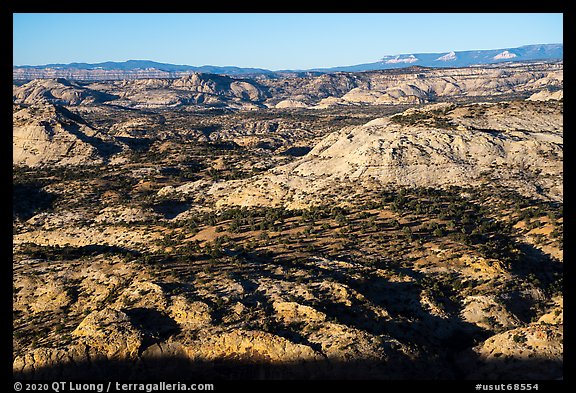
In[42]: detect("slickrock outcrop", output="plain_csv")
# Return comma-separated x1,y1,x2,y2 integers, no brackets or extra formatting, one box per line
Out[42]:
213,99,562,208
13,104,127,167
13,78,117,105
72,308,144,359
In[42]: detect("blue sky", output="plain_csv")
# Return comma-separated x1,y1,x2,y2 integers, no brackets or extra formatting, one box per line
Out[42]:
13,13,563,70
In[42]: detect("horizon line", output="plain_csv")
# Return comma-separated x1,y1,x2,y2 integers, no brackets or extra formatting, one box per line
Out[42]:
12,42,563,70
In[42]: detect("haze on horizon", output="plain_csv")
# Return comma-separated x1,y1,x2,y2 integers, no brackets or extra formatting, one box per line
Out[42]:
13,13,563,70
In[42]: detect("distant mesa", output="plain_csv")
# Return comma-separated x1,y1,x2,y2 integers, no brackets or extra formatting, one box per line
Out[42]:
493,50,517,60
435,51,457,62
13,44,562,81
383,55,419,64
307,43,562,73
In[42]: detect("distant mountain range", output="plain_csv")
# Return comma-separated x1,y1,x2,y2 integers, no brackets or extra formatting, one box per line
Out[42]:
14,59,274,75
13,43,562,81
307,43,563,72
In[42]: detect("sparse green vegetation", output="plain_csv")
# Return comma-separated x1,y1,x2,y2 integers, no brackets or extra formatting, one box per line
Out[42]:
12,87,563,380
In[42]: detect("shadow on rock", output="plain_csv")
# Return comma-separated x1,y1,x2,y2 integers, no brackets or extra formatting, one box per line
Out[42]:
14,354,563,380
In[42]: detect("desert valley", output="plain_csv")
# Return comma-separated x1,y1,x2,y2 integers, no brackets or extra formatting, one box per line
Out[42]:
13,49,563,380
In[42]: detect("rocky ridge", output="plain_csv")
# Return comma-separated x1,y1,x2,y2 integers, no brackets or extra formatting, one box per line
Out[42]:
13,103,130,167
13,62,562,110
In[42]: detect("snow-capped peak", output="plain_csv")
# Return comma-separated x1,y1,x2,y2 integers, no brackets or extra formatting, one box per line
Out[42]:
383,54,419,64
436,51,457,61
494,50,517,60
